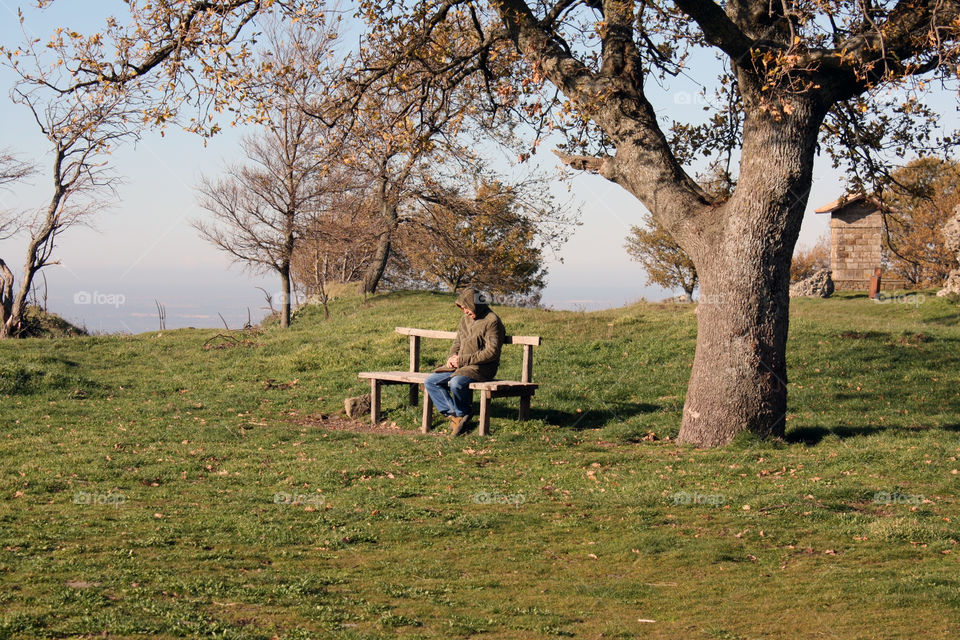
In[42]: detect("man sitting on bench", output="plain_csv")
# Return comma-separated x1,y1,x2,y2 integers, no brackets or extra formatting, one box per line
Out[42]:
425,288,506,436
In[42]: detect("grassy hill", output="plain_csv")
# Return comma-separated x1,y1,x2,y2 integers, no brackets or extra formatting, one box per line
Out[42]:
1,290,959,638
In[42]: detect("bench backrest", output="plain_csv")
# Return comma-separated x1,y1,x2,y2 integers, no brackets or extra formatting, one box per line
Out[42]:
395,326,541,383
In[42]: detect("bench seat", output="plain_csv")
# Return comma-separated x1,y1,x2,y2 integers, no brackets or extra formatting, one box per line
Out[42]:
357,327,542,435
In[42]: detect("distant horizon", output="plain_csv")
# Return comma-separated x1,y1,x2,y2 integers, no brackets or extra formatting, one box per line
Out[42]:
22,259,676,335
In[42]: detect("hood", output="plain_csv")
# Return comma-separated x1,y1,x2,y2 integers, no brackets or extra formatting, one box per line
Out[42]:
456,287,489,317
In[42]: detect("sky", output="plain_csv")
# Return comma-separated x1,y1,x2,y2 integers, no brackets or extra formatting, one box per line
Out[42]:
1,1,950,334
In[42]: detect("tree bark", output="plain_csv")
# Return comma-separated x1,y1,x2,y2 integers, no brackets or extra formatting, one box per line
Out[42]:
676,95,827,446
2,199,62,339
680,241,793,446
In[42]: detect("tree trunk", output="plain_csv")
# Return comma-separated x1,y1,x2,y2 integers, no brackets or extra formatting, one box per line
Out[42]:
675,95,826,446
679,239,793,446
3,242,44,339
280,266,291,329
362,197,398,294
362,233,391,294
1,178,66,339
0,258,14,339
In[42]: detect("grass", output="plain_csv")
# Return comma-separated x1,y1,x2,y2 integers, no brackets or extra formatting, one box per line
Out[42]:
1,289,959,639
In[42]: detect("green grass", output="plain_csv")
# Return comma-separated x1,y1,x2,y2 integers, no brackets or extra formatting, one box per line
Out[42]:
1,289,959,639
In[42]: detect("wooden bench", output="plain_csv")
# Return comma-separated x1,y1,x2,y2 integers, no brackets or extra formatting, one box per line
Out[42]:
358,327,541,435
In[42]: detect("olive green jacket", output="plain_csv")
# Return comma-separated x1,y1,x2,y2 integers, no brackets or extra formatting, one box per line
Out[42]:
449,288,505,381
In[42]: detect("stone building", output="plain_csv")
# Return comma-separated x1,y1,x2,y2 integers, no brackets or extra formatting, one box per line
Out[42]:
815,194,905,291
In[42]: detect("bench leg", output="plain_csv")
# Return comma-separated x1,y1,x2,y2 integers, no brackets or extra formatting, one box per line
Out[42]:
370,379,381,425
519,395,531,421
478,391,491,436
421,388,433,434
408,382,418,407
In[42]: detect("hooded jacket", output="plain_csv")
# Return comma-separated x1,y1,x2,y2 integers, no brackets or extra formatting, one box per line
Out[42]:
449,288,505,381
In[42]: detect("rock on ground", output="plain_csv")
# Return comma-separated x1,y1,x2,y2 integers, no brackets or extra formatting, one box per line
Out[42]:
790,269,835,298
344,394,372,419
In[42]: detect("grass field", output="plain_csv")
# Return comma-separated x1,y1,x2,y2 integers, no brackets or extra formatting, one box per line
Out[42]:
1,290,959,639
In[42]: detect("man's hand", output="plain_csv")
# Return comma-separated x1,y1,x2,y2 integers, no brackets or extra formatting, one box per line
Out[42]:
446,355,460,368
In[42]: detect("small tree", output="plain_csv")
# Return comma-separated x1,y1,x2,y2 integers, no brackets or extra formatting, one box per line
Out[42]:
322,92,465,296
0,89,133,339
625,213,698,302
290,190,382,319
194,24,336,329
882,158,960,287
398,178,573,297
194,119,330,328
791,235,831,283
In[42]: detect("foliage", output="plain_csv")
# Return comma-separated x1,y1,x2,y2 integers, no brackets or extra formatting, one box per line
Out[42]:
882,157,960,286
791,234,831,283
1,292,960,636
396,179,572,296
625,213,698,300
290,190,382,319
0,1,330,135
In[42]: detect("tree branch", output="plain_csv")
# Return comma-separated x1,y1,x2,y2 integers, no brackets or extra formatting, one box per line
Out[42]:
494,0,711,224
672,0,754,62
800,0,960,97
599,0,643,83
552,149,615,177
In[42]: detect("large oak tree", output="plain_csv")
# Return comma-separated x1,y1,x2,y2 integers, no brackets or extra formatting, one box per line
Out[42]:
362,0,960,446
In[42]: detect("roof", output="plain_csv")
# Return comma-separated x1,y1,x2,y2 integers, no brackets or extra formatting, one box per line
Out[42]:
814,193,884,214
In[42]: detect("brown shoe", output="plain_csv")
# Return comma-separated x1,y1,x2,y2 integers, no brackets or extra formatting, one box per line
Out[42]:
449,414,471,437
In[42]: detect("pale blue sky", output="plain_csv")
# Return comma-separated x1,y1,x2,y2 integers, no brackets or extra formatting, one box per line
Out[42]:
2,1,951,333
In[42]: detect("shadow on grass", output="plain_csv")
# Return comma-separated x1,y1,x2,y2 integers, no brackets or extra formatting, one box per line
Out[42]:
452,402,661,433
454,402,661,436
785,425,885,444
526,402,661,431
786,423,960,445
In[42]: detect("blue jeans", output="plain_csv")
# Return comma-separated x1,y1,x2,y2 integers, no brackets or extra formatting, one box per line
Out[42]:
425,372,473,417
